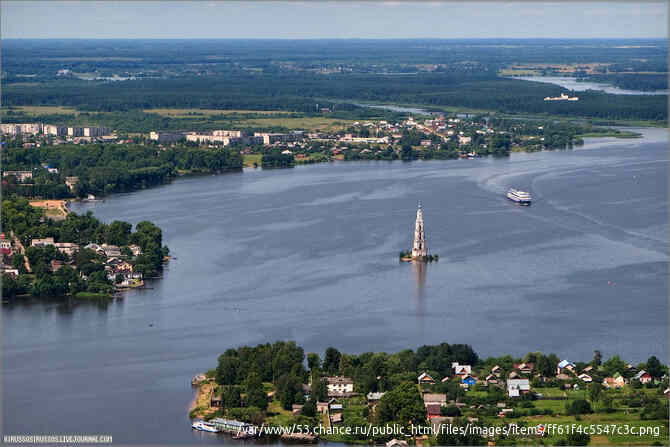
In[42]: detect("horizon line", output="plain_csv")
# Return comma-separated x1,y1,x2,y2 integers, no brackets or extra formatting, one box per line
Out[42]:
3,36,668,40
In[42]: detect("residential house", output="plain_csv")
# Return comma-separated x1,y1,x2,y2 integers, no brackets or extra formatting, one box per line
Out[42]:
366,392,385,404
0,233,13,255
583,365,594,373
425,404,442,419
418,372,436,385
292,404,303,415
578,373,593,383
423,393,447,407
485,374,498,385
65,176,79,191
2,171,33,182
491,365,502,376
452,363,472,376
461,375,477,387
386,439,409,447
316,402,329,414
508,371,520,380
602,374,625,389
325,376,354,396
557,360,576,375
556,373,572,381
31,237,55,247
507,378,531,397
330,413,343,424
101,244,122,258
54,242,79,257
634,370,652,384
50,260,65,271
513,363,534,375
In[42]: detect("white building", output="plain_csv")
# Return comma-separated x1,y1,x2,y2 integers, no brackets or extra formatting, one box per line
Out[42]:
325,376,354,396
507,378,530,397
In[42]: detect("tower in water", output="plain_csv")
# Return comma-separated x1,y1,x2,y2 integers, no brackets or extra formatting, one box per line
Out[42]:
411,202,427,258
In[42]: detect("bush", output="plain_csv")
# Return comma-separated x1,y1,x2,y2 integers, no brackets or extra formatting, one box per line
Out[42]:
566,399,592,416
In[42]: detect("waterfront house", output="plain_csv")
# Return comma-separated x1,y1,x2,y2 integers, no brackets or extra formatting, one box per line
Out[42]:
557,360,576,375
507,378,531,397
210,393,223,408
417,372,436,385
325,376,354,397
634,370,652,384
423,393,447,407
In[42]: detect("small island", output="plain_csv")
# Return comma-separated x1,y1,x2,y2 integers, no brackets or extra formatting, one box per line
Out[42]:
400,203,438,263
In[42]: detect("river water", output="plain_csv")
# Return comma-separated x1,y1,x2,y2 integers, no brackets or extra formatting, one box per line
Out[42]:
3,128,668,443
511,76,668,95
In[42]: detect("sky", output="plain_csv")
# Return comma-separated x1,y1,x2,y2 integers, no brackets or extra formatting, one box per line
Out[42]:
1,1,667,39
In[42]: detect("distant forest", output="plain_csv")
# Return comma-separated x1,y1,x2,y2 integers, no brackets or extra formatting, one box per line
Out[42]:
2,39,667,122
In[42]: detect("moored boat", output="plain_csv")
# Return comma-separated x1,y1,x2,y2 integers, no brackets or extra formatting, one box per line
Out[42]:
192,420,220,432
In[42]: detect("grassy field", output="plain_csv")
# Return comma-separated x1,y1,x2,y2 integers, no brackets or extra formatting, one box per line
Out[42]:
144,108,293,117
243,154,262,167
237,116,354,131
3,105,79,116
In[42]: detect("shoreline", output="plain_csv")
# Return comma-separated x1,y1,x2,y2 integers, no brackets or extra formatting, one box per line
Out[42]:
33,128,663,204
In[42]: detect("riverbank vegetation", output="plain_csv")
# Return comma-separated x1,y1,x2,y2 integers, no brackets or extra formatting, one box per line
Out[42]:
1,197,168,300
1,143,242,199
192,341,668,445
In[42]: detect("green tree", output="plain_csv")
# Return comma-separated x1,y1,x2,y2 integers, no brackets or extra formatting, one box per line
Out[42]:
587,382,603,403
645,356,664,379
245,372,268,410
323,347,341,375
223,386,241,408
375,382,426,430
307,353,321,372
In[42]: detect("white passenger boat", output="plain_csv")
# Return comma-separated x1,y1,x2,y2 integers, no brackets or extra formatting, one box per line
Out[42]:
507,188,532,205
192,420,220,432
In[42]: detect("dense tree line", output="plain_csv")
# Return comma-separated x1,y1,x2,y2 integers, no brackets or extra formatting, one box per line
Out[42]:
2,73,666,122
1,143,242,198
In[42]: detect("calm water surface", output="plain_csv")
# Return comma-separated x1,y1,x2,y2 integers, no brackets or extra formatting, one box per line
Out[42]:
3,128,668,443
512,76,668,95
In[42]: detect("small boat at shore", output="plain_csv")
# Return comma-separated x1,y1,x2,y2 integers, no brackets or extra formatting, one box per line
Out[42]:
192,420,219,433
507,188,532,206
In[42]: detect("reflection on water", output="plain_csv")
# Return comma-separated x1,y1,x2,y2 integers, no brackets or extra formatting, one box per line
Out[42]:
412,261,427,317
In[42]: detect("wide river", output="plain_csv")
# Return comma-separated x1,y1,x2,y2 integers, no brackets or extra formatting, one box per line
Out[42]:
3,128,668,443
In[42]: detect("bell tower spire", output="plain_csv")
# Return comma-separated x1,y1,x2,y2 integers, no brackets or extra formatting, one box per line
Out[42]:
411,202,427,258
